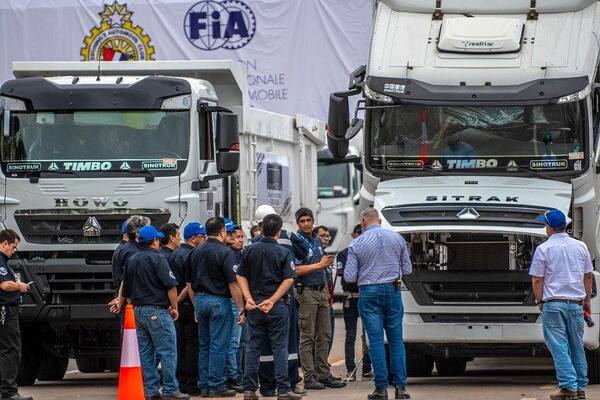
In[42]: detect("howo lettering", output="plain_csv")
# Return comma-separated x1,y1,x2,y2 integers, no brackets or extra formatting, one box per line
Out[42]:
0,60,324,384
327,0,600,382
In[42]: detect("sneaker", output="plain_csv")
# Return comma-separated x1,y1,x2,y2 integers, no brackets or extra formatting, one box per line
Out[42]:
362,372,374,380
163,392,190,400
200,388,210,397
304,377,326,390
292,387,306,396
577,390,586,400
243,391,258,400
226,379,243,393
345,372,357,382
550,389,578,400
277,392,303,400
367,390,388,400
395,387,411,400
208,389,237,398
319,376,346,388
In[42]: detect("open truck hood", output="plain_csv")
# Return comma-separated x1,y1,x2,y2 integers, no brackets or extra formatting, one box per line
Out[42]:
375,176,572,236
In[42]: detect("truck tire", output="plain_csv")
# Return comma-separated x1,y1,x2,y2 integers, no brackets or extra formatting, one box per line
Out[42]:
435,358,468,376
37,353,68,381
76,358,103,373
586,348,600,384
17,337,42,386
406,351,434,377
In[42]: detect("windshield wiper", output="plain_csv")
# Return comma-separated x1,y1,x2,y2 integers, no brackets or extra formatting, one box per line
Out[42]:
28,170,79,183
119,168,155,182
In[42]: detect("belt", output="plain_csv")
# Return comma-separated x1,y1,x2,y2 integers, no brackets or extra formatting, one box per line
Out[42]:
343,292,359,298
305,285,324,291
134,304,169,309
544,299,583,305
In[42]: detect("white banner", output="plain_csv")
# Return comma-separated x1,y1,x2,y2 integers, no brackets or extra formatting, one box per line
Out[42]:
0,0,373,119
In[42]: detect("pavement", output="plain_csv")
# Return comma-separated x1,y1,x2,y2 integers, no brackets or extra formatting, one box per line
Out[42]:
19,316,599,400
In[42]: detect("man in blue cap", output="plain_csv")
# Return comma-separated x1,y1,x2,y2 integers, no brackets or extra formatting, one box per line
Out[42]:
122,225,189,400
530,209,594,400
170,222,207,395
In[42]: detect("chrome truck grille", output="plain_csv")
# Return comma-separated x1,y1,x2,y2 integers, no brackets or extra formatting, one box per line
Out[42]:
14,209,171,244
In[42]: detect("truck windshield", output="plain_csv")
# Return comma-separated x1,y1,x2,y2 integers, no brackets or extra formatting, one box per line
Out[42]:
368,102,586,173
318,162,350,198
1,110,189,175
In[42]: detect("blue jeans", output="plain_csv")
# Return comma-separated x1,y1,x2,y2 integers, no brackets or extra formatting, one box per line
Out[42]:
134,306,179,397
359,283,407,391
543,301,588,391
243,302,291,394
238,321,248,378
196,293,234,393
226,299,243,380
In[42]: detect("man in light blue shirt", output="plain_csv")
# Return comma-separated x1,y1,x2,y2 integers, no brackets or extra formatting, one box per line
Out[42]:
529,209,593,400
344,208,412,400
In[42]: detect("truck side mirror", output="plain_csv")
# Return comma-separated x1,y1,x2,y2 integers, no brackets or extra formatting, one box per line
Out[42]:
327,93,350,159
216,113,240,175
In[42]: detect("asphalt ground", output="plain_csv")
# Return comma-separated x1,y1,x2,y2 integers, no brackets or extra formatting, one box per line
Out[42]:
19,315,599,400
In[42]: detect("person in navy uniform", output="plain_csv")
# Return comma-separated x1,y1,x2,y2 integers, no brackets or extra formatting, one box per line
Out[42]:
111,220,129,287
237,213,302,400
168,222,206,395
186,217,245,398
252,205,306,397
122,225,189,400
291,208,345,390
336,224,373,381
160,223,181,260
0,229,33,400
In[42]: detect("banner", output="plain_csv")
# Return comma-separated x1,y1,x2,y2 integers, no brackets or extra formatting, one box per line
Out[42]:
0,0,373,119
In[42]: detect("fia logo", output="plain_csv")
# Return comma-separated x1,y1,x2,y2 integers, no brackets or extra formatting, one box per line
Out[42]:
184,0,256,50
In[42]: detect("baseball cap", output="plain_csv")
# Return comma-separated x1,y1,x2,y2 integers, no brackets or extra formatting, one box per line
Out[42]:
538,209,566,229
224,218,236,233
184,222,207,240
121,220,129,234
138,225,164,242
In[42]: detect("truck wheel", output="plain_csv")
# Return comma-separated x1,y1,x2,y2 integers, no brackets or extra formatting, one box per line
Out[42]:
586,348,600,384
406,351,434,377
37,352,69,381
76,358,103,373
17,347,41,386
435,358,468,376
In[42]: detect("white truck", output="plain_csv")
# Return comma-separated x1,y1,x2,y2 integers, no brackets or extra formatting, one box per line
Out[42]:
327,0,600,380
0,60,324,383
317,145,362,254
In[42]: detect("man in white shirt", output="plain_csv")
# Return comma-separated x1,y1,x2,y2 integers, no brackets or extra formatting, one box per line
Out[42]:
529,209,594,400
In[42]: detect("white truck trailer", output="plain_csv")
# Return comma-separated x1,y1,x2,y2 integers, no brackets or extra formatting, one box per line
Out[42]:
0,60,324,383
327,0,600,380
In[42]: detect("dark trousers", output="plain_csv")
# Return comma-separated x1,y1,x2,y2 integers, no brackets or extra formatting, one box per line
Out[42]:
258,297,300,394
176,302,199,391
244,303,290,394
343,297,372,374
0,306,21,398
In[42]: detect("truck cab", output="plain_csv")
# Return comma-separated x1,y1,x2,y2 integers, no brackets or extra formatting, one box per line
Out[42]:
327,0,600,380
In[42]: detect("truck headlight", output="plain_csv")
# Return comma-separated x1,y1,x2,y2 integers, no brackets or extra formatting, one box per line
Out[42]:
557,85,591,104
364,85,393,103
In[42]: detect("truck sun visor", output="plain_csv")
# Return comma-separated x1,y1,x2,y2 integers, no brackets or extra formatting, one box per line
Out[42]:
437,17,524,54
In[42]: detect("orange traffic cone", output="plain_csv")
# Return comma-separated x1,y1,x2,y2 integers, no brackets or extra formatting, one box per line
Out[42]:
117,304,145,400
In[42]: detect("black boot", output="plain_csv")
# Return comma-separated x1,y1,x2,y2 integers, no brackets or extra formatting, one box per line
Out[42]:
367,389,388,400
395,387,411,399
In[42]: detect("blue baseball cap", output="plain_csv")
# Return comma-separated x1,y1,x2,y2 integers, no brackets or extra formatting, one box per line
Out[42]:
121,220,129,234
184,222,207,240
224,218,236,233
538,209,566,229
138,225,164,242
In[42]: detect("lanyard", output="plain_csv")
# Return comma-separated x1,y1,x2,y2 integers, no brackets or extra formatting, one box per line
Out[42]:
297,232,320,259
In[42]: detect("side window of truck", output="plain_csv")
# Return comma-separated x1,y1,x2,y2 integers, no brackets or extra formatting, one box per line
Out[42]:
594,72,600,147
199,111,214,161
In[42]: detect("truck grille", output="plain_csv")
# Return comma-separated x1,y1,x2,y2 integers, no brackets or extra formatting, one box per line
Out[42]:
404,270,534,305
14,209,171,244
381,204,547,228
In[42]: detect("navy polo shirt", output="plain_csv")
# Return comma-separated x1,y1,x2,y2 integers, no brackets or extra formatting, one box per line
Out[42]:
237,237,296,303
0,253,20,306
292,231,326,287
169,243,194,294
112,240,139,285
336,248,358,293
160,246,174,261
187,238,237,297
122,247,178,307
